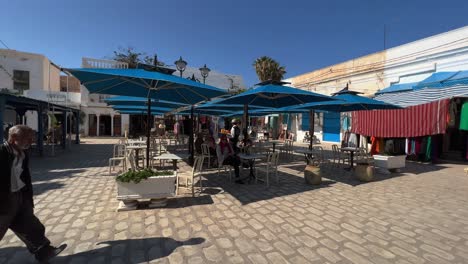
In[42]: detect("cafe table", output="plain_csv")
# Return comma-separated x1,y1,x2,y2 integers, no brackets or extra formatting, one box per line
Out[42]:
153,153,190,170
340,147,360,170
238,153,265,183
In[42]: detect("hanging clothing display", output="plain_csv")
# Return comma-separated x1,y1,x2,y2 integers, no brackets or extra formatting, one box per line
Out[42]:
359,136,368,150
342,131,351,147
348,133,357,147
459,102,468,131
448,100,458,128
342,115,350,131
370,137,384,155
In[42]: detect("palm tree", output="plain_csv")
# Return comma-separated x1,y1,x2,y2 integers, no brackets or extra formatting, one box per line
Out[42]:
253,56,286,82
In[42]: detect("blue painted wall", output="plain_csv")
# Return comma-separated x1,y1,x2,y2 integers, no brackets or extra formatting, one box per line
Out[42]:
323,112,340,142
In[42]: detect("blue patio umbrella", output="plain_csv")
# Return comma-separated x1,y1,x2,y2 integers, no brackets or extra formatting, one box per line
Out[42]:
66,68,228,167
213,82,338,143
105,96,188,108
66,68,227,104
113,104,232,117
285,94,402,112
112,105,174,112
216,84,335,107
285,93,402,148
195,98,269,111
115,109,169,115
225,107,312,117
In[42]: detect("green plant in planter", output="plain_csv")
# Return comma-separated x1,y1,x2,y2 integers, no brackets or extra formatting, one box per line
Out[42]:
116,169,173,184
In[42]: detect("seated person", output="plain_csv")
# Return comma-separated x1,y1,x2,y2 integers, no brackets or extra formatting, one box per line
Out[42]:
240,135,254,154
204,135,217,155
249,127,257,139
278,130,286,141
194,133,204,154
216,135,242,183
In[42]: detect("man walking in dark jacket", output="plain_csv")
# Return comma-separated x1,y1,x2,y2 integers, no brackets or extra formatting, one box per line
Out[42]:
0,125,66,263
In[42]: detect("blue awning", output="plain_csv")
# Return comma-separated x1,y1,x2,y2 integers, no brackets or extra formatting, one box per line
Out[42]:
375,82,417,95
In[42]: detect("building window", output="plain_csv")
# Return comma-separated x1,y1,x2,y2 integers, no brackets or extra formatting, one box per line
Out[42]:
98,94,109,103
13,70,30,91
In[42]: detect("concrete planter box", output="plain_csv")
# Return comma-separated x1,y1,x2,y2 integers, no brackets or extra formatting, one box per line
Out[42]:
372,155,406,174
116,172,177,211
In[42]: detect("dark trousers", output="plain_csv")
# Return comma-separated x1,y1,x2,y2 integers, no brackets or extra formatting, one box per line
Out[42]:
223,156,240,178
0,191,50,254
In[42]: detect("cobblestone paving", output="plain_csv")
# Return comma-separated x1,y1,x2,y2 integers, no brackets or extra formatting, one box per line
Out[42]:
1,138,468,263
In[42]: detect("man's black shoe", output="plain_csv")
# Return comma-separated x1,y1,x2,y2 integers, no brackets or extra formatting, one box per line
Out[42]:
35,244,67,263
235,179,244,184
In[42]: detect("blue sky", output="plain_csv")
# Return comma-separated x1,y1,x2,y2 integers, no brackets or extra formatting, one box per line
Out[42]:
1,0,467,87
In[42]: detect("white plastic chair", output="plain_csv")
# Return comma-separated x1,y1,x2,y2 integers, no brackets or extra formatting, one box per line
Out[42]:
279,139,293,160
201,144,213,169
109,144,126,174
177,156,204,197
256,152,280,187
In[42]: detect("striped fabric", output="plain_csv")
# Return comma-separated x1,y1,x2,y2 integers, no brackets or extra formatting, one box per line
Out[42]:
374,85,468,107
351,99,450,138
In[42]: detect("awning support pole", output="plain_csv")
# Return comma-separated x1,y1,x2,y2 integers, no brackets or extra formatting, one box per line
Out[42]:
309,110,315,150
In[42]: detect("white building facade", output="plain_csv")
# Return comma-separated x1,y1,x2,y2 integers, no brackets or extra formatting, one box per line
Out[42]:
0,50,247,137
0,49,81,132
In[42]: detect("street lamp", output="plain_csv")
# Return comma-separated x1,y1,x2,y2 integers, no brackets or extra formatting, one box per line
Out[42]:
199,64,211,84
174,56,187,77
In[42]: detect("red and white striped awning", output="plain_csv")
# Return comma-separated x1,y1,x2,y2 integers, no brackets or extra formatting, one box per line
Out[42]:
351,99,449,138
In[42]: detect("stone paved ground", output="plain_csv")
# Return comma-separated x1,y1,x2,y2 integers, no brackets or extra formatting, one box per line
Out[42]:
1,138,468,264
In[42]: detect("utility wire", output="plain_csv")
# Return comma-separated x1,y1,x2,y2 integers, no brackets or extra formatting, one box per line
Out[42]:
0,39,10,49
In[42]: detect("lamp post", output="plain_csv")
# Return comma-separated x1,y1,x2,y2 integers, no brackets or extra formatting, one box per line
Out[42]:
199,64,211,84
174,56,187,77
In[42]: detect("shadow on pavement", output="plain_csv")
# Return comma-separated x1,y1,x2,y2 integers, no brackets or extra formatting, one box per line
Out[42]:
32,181,66,196
202,167,336,205
0,237,205,263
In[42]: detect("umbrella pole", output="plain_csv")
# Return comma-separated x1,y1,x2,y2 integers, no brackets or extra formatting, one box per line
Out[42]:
146,97,151,168
243,104,249,139
309,110,315,150
189,106,194,166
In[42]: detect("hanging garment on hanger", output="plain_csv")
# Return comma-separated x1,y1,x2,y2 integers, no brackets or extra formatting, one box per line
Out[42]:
348,133,357,147
342,115,350,131
405,138,409,154
460,102,468,131
359,136,368,149
425,136,432,162
342,130,351,147
448,100,458,128
371,136,378,155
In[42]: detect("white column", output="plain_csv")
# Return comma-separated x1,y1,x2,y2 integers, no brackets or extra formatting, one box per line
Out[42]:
96,114,100,137
111,114,114,137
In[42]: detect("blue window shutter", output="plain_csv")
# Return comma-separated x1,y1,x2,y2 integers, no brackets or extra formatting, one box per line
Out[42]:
301,114,309,131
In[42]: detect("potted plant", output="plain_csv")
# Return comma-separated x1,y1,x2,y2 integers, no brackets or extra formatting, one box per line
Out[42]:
115,169,177,211
304,160,321,185
354,161,375,182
